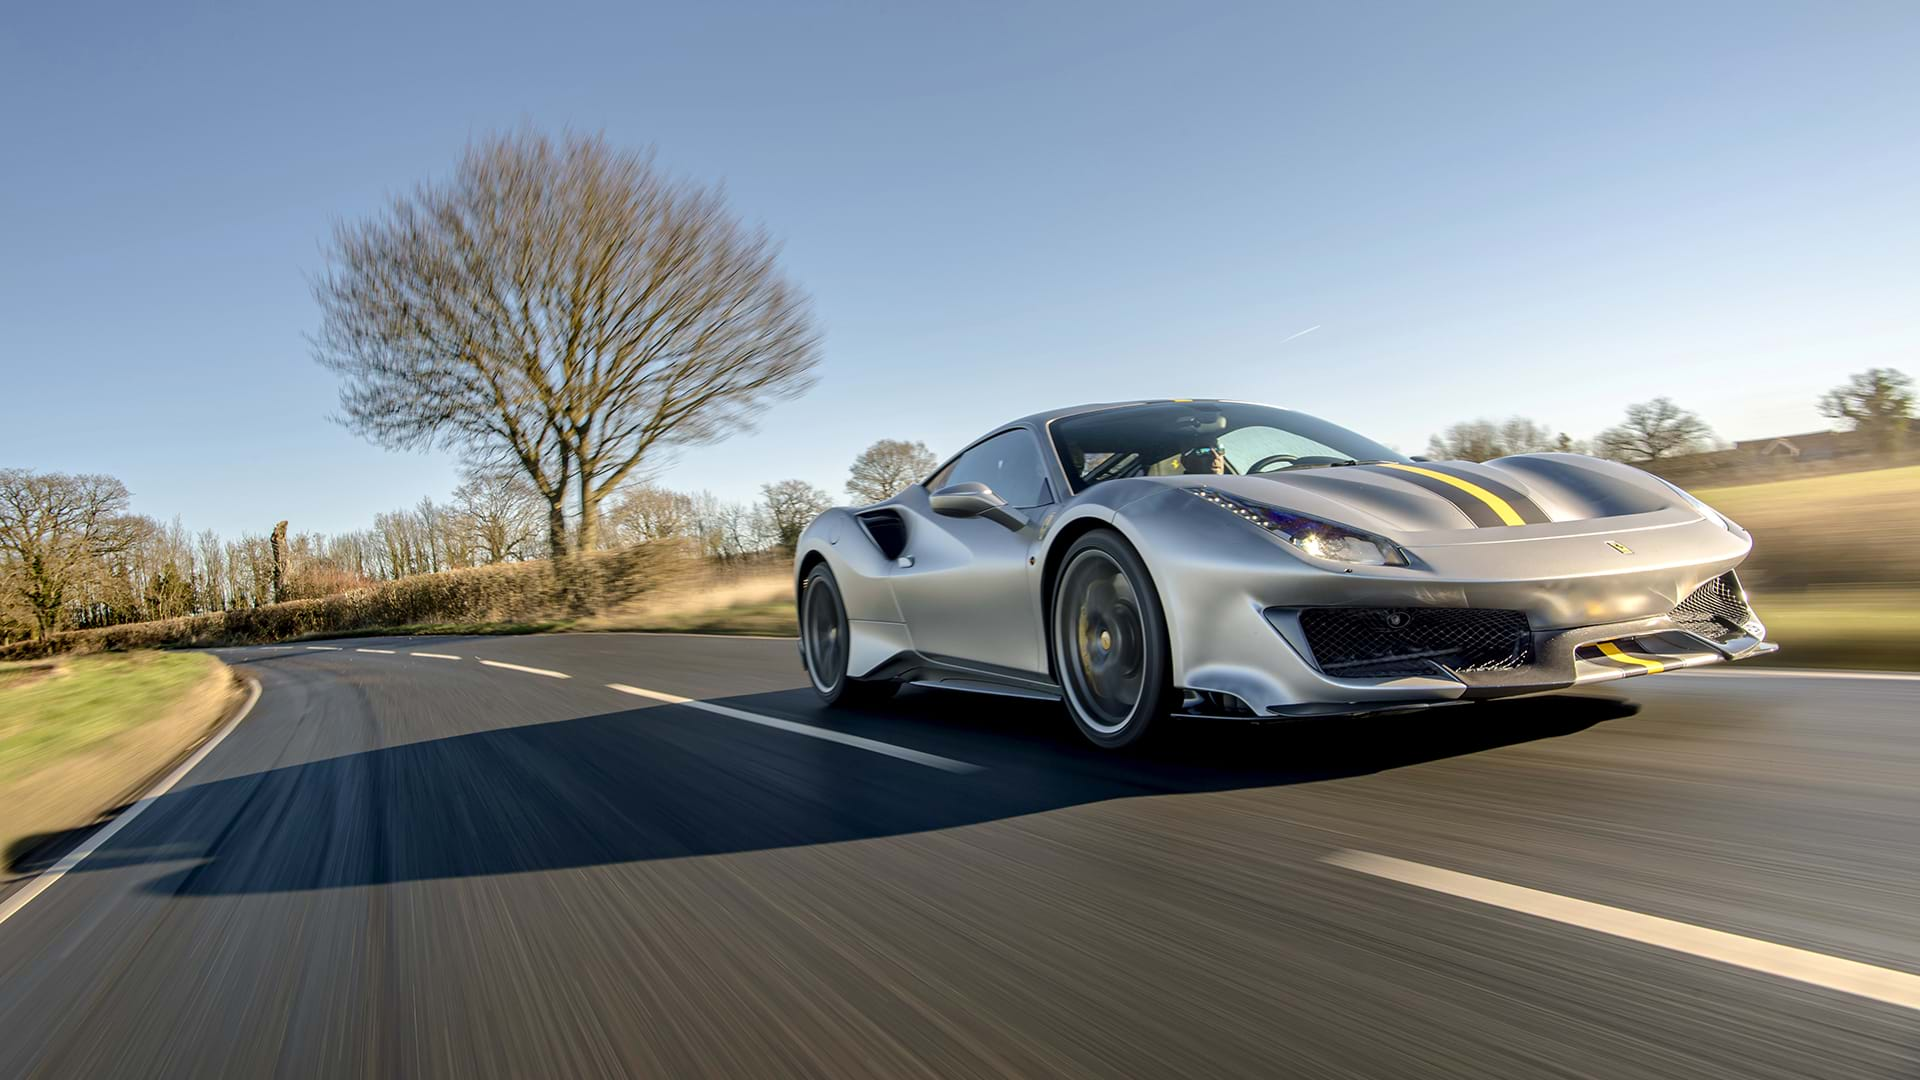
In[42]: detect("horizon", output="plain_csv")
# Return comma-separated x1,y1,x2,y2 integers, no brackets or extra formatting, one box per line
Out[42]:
5,2,1917,540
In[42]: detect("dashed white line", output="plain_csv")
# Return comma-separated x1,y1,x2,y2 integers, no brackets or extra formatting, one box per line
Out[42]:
1324,850,1920,1013
478,659,570,679
606,683,982,774
304,645,341,651
355,648,396,654
411,652,461,660
0,678,263,929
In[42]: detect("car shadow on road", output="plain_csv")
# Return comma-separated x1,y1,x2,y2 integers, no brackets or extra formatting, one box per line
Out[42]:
6,690,1635,895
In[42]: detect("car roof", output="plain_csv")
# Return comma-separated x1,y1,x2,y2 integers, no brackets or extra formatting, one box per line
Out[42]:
1007,398,1260,430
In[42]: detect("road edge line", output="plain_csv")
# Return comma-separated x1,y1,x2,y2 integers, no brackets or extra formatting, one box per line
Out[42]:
0,675,264,929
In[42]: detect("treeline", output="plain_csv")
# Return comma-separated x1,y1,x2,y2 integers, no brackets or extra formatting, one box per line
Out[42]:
0,437,943,645
1425,368,1912,464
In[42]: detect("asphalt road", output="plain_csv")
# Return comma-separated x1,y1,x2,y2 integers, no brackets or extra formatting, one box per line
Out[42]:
1,633,1916,1078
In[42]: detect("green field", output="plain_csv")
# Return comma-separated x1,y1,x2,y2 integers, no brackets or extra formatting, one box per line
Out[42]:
3,651,239,870
1695,465,1920,589
1694,465,1919,670
0,652,224,785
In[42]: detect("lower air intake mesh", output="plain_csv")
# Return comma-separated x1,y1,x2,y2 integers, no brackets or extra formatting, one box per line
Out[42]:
1299,608,1533,678
1669,572,1754,644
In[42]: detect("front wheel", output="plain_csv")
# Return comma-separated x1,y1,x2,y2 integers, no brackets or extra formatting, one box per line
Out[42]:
1050,531,1174,748
801,564,897,706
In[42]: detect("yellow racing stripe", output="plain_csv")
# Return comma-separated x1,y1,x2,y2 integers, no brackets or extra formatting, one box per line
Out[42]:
1597,641,1665,674
1379,463,1527,526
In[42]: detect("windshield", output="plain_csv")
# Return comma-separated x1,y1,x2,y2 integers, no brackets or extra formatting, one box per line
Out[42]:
1049,402,1408,493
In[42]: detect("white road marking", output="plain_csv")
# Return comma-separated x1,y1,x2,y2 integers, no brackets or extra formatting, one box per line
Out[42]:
304,646,341,651
605,683,983,774
1324,850,1920,1013
355,648,395,654
478,659,570,679
411,652,461,660
1676,668,1920,684
0,678,263,929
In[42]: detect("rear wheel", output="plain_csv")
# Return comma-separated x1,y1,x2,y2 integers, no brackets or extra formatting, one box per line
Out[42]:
1050,531,1174,748
801,564,897,706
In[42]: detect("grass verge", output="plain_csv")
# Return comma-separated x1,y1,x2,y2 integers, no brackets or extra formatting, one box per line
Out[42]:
1,651,239,874
1748,589,1920,672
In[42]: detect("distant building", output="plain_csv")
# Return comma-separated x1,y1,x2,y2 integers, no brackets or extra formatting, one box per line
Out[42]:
1648,419,1917,484
1732,430,1852,463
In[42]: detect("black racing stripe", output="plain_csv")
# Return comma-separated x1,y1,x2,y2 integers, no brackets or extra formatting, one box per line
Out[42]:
1415,464,1553,525
1357,466,1506,528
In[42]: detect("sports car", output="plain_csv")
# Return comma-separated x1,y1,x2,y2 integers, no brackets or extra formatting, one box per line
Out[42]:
794,399,1774,747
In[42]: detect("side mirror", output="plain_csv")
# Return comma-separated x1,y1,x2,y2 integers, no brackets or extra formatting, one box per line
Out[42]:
930,482,1029,531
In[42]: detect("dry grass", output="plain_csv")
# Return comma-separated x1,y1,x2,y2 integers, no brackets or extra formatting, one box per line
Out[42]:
1688,466,1920,670
1751,588,1920,671
575,568,793,635
1696,465,1920,589
2,652,239,871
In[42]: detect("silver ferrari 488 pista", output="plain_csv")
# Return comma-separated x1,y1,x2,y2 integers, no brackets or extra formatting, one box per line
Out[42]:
794,400,1773,748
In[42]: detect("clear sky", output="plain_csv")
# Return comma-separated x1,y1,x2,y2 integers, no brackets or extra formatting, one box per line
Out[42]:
4,2,1917,540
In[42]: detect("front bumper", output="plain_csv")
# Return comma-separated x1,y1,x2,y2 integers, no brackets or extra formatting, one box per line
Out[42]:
1186,611,1775,720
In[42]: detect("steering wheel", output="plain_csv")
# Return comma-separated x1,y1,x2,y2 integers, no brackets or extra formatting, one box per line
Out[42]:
1245,454,1298,474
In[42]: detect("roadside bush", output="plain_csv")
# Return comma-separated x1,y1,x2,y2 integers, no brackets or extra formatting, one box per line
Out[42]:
0,545,686,661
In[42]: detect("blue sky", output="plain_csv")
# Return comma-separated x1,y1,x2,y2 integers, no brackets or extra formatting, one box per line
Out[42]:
4,2,1916,540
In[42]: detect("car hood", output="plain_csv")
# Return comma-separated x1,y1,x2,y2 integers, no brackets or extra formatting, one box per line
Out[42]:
1175,454,1687,540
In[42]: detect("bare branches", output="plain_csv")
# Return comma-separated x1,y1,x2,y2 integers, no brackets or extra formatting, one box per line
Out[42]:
846,439,939,504
314,130,820,557
1425,418,1575,462
0,469,139,639
1595,398,1714,462
760,479,831,552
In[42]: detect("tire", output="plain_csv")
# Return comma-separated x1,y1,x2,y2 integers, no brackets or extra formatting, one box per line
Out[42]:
800,564,897,706
1049,531,1174,748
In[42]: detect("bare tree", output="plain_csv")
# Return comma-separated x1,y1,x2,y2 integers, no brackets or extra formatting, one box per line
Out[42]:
314,129,820,561
0,469,142,639
847,439,939,503
1595,398,1714,462
1425,417,1563,462
453,468,543,563
760,479,831,552
1820,367,1914,454
607,484,696,545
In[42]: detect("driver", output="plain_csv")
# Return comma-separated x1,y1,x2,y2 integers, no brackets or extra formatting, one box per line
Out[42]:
1180,445,1227,475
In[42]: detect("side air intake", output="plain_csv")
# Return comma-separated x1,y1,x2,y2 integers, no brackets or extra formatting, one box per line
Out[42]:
1669,572,1758,644
857,510,908,561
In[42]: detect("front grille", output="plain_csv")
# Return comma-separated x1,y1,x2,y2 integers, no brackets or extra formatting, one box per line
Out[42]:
1299,607,1533,678
1669,572,1755,644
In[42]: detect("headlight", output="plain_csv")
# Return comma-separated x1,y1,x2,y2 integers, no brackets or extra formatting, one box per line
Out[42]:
1189,488,1406,566
1658,479,1742,535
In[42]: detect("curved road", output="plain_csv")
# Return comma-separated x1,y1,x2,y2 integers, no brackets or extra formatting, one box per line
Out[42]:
1,633,1917,1078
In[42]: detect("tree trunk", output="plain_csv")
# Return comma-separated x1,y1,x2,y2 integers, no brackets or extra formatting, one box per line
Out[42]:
576,482,600,555
547,499,570,560
270,521,289,604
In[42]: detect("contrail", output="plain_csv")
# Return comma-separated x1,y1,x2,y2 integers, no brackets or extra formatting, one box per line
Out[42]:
1279,324,1321,345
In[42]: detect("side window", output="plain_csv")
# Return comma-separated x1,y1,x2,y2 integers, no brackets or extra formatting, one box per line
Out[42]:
930,430,1054,509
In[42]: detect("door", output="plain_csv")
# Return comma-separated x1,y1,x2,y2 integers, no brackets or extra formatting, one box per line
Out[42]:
890,428,1054,676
